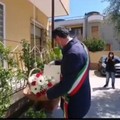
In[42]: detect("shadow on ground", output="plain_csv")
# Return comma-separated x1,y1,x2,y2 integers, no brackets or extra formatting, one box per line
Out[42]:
94,70,105,78
85,88,120,118
92,87,112,91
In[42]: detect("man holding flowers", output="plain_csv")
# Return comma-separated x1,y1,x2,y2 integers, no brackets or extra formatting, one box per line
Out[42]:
24,27,91,118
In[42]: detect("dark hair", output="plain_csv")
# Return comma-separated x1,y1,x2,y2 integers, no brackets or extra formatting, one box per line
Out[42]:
108,51,114,59
52,27,69,39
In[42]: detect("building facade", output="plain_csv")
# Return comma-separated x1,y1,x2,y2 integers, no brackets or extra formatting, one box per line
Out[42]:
54,11,120,51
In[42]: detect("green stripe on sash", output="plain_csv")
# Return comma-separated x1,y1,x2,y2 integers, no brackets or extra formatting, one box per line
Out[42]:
68,43,90,95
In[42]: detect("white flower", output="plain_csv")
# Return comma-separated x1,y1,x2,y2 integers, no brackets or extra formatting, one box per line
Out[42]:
28,74,36,83
30,83,40,94
28,72,55,95
36,75,44,81
38,79,45,86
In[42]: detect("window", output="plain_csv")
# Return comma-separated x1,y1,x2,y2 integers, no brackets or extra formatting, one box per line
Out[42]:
0,3,4,67
71,27,83,36
91,26,99,38
0,3,4,40
70,27,83,40
31,23,43,51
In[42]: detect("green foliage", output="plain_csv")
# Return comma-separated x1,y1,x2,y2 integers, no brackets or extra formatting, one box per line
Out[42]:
20,40,62,77
0,39,62,118
45,40,62,62
0,43,12,66
104,0,120,32
53,47,62,60
0,30,55,118
19,40,62,118
83,38,106,52
0,42,16,117
0,67,13,117
19,40,62,117
24,108,47,118
20,40,44,77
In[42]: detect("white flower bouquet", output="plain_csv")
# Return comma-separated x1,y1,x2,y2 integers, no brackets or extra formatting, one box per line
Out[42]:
28,72,55,97
24,64,61,112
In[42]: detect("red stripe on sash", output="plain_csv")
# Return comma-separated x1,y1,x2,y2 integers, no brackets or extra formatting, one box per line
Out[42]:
69,68,89,96
64,101,69,119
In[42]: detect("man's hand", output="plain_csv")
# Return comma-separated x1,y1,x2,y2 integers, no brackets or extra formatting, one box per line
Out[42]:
23,86,38,101
23,86,49,101
38,93,49,101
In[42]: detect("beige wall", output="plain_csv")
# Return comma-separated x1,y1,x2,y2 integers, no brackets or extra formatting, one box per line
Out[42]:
87,22,102,39
0,0,48,48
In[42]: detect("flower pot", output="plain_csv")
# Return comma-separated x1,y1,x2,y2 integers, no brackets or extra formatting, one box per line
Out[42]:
34,98,60,112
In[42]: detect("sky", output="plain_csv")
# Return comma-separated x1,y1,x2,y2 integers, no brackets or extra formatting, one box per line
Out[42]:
56,0,109,19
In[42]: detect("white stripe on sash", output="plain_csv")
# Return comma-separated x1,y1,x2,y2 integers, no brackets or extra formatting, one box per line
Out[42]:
68,43,89,94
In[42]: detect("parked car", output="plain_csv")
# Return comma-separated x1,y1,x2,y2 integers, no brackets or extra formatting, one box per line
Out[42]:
98,55,120,76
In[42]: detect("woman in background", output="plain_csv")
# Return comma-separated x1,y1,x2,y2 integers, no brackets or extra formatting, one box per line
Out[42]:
103,51,117,89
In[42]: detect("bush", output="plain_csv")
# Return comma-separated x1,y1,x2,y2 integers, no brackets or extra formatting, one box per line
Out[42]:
24,108,47,118
83,38,106,52
0,41,17,117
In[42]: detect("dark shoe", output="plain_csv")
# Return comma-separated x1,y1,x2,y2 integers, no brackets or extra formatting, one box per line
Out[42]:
112,86,115,89
103,84,108,88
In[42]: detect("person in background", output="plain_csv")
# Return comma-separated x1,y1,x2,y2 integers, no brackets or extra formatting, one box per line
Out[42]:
103,51,118,89
24,27,91,118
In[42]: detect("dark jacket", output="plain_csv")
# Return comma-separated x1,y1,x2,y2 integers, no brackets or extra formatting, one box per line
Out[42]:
47,38,91,118
105,58,116,72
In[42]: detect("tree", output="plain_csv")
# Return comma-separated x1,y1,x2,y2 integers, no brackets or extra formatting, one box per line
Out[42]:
104,0,120,32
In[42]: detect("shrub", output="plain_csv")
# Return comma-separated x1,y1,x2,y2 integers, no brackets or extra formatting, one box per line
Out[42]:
83,38,106,52
0,41,16,117
24,108,47,118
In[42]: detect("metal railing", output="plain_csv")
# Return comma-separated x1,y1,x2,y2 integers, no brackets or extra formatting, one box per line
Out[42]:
0,38,54,97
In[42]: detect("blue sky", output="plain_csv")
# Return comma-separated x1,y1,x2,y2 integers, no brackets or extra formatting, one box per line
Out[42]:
56,0,109,19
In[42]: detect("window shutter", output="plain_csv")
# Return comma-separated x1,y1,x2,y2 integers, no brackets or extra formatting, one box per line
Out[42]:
0,4,3,40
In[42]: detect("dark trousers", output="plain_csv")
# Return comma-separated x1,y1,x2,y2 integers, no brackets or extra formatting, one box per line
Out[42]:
105,72,115,87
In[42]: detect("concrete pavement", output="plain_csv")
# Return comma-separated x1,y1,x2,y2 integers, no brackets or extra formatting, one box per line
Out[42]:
51,70,120,118
85,70,120,118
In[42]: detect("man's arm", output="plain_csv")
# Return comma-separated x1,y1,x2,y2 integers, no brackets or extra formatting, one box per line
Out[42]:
47,53,86,100
24,53,86,101
48,60,61,65
55,60,61,65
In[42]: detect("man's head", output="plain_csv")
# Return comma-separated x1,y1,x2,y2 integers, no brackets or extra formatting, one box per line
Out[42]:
52,27,70,48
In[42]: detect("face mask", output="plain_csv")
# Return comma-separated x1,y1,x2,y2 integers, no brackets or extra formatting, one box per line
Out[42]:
110,54,113,57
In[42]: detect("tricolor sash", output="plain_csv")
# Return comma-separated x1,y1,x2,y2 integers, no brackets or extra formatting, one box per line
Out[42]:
63,43,90,118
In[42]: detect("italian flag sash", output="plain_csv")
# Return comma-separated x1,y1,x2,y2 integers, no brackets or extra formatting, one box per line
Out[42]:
63,43,90,118
68,43,90,96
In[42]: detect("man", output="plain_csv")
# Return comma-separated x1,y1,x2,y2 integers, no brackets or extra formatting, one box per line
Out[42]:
24,27,91,118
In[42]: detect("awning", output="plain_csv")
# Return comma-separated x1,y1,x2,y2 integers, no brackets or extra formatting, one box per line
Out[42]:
28,0,69,17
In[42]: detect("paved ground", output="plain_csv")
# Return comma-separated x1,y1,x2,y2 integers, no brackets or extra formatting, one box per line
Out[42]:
51,70,120,118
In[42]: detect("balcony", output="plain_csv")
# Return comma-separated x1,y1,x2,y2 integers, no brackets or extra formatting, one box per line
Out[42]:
88,14,104,23
28,0,70,17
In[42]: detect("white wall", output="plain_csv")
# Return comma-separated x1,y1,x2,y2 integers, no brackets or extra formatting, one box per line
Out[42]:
51,15,120,51
101,19,120,50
